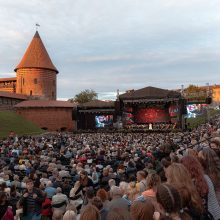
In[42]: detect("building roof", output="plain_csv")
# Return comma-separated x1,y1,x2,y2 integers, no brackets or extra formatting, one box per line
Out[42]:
0,77,16,82
15,100,76,108
79,100,115,108
14,31,58,73
0,91,27,100
119,86,181,100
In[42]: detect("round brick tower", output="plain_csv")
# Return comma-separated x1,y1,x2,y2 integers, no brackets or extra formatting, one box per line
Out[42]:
14,31,58,100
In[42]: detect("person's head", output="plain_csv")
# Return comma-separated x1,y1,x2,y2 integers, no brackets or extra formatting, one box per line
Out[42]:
130,199,155,220
108,179,116,188
52,209,63,220
110,186,122,199
136,171,146,182
26,178,34,192
156,184,190,220
47,180,53,187
119,181,128,195
166,162,203,212
107,208,132,220
198,147,220,175
146,173,161,191
91,197,103,211
80,170,88,180
0,192,8,205
80,204,100,220
96,188,109,203
86,187,95,201
181,156,208,199
56,187,62,194
13,175,20,181
63,210,76,220
126,181,139,201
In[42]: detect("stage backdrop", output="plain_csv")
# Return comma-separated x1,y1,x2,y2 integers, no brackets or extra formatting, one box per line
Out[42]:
135,107,170,123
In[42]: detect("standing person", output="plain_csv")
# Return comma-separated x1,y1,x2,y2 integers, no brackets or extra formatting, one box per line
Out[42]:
198,147,220,203
156,184,192,220
75,170,93,201
182,155,220,220
19,178,45,220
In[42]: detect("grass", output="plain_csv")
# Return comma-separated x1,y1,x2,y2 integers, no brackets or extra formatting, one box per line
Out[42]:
187,109,220,129
0,111,44,139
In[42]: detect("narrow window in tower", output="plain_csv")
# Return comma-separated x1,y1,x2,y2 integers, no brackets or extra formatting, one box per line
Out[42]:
52,91,54,98
34,78,38,84
30,90,32,96
23,78,25,85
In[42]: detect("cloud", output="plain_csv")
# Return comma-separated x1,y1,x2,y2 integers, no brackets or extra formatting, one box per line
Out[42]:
0,0,220,99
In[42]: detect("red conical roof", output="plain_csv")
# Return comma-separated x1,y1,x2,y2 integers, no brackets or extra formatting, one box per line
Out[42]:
14,31,58,73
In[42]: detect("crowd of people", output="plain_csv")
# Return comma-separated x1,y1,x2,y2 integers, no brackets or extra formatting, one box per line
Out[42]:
0,114,220,220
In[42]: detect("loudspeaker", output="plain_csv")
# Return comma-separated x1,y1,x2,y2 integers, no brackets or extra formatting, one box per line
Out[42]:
206,97,212,104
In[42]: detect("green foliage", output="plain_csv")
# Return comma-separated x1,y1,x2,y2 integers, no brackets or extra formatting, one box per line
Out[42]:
0,111,43,139
187,109,220,129
69,89,98,104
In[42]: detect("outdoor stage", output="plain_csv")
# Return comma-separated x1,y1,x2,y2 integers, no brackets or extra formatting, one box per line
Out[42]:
74,87,186,132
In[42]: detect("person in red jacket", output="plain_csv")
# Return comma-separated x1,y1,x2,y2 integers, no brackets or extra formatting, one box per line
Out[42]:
41,192,52,220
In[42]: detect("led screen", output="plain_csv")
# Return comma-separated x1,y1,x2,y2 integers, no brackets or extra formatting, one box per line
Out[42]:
186,104,207,118
95,115,113,128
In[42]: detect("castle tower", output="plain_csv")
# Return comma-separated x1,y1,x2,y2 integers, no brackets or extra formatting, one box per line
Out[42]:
14,31,58,100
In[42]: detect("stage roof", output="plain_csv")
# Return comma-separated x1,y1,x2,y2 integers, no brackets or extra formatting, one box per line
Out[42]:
78,100,115,108
119,86,181,100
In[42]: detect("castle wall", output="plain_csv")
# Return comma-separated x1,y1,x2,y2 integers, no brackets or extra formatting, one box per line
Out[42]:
16,107,74,131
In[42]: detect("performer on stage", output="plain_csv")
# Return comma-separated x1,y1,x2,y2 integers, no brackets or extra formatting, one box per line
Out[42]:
149,123,153,130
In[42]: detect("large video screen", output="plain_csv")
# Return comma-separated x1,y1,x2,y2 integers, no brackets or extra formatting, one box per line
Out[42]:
135,107,170,123
186,104,207,118
95,115,113,128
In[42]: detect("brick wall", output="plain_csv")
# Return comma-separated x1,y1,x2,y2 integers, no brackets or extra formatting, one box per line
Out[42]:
16,107,75,131
16,68,56,100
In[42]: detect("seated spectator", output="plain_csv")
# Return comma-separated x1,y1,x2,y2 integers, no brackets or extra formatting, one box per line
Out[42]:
45,181,56,199
108,186,130,211
52,187,68,214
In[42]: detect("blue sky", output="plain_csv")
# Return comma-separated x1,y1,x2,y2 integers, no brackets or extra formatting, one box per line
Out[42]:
0,0,220,100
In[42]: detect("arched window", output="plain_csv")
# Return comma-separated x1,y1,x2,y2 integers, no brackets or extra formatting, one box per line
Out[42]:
23,78,25,85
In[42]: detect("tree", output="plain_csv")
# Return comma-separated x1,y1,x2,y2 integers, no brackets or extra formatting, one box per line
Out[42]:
68,89,98,104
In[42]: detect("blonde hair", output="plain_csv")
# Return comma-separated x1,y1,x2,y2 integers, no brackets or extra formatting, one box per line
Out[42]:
127,181,140,201
63,210,76,220
80,205,100,220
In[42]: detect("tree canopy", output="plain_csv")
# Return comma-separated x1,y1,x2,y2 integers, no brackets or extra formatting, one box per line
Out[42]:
68,89,98,104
